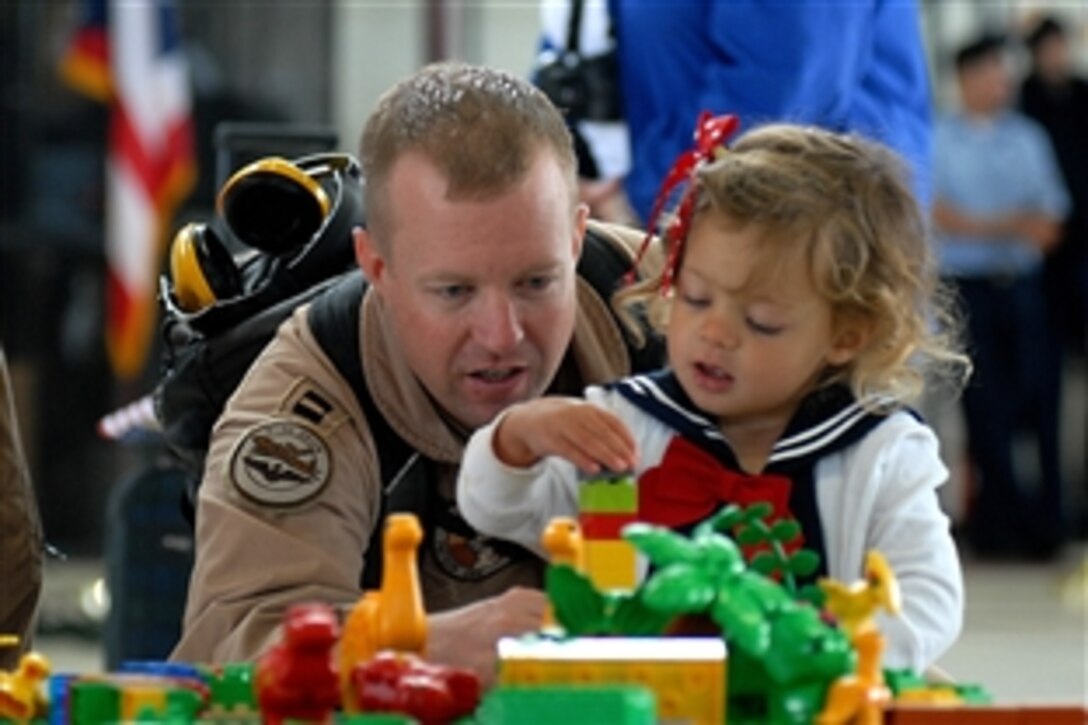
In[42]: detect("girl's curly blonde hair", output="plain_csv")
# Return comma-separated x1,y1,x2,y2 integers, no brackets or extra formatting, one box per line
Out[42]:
617,123,970,407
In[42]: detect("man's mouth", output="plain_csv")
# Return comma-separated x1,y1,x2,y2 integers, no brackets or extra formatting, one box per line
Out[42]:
469,367,523,383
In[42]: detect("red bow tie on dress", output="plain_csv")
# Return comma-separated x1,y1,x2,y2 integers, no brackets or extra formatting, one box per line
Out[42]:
637,435,793,530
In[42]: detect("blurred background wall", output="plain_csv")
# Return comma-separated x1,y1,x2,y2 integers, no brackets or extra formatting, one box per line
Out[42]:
0,1,1085,558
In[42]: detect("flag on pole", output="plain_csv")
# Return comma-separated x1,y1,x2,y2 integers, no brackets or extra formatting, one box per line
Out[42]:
60,0,197,380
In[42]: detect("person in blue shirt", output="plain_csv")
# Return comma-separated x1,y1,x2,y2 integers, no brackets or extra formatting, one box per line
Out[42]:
537,1,933,223
932,33,1071,559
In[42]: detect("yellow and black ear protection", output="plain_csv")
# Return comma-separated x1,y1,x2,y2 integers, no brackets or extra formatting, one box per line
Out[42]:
217,155,331,255
169,222,243,313
168,152,363,314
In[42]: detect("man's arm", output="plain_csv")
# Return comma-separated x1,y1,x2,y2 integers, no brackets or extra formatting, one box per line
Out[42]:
426,587,548,690
173,320,550,688
172,317,382,663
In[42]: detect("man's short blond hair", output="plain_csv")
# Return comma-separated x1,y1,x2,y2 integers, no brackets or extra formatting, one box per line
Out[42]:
360,62,579,246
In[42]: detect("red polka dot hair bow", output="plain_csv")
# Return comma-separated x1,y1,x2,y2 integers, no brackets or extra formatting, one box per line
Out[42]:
631,112,741,293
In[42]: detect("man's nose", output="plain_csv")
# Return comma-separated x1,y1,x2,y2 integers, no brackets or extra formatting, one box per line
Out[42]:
472,292,525,352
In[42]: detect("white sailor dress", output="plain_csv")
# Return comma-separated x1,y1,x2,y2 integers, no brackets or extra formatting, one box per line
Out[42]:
606,369,905,581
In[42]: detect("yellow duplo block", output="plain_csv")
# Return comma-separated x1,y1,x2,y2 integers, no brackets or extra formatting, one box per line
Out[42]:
584,539,638,590
121,684,166,721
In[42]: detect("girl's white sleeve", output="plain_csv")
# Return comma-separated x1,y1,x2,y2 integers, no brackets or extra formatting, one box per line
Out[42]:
456,409,582,559
822,412,964,673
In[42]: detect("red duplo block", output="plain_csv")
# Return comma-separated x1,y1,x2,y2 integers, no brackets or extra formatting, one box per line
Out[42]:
580,513,636,539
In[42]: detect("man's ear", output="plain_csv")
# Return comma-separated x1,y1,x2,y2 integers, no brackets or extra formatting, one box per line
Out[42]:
354,226,386,286
571,203,589,259
828,316,873,366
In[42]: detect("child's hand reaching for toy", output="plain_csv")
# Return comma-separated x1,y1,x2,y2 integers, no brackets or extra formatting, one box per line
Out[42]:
492,398,638,474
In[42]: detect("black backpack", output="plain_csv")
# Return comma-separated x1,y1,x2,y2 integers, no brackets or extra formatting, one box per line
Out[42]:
155,153,364,478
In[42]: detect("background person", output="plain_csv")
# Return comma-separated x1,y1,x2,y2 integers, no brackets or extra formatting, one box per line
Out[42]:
932,33,1071,559
538,1,934,223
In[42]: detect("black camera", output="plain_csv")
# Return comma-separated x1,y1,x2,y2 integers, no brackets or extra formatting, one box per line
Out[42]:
534,47,623,122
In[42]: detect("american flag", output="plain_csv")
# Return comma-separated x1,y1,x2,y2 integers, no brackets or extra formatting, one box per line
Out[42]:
60,0,196,380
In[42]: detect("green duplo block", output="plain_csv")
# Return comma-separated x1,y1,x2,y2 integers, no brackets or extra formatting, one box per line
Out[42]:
476,684,656,725
578,476,638,513
72,681,121,725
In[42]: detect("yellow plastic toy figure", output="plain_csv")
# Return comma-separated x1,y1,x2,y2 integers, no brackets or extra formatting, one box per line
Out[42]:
816,550,902,725
0,648,51,721
542,517,585,572
541,517,586,630
339,513,427,712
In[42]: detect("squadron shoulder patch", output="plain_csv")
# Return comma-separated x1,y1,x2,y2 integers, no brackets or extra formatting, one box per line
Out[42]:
229,420,332,508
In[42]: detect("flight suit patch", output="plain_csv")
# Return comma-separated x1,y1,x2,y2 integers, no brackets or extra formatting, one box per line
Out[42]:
432,526,512,581
229,420,332,509
280,381,348,435
430,501,514,581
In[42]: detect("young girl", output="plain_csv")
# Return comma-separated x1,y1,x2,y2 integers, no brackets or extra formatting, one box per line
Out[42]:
456,120,970,672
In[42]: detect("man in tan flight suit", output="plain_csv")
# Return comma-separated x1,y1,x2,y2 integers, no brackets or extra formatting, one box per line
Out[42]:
172,62,662,686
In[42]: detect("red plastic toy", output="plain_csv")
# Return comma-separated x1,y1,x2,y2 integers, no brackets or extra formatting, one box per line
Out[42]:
351,650,480,724
256,603,341,725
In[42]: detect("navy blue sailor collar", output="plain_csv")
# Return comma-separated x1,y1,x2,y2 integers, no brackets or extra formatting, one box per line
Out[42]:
606,368,907,475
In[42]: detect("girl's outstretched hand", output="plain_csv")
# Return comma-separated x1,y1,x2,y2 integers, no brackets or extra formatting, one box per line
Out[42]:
492,398,638,474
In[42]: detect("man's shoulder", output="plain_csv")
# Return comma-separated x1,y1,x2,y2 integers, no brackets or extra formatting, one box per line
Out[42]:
232,305,359,421
585,219,642,256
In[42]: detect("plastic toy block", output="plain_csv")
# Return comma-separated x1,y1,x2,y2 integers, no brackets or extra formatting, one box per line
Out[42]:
476,684,656,724
121,684,166,721
580,512,636,540
48,673,75,725
133,688,203,723
71,681,121,725
583,539,638,590
1018,707,1088,724
578,477,638,514
498,636,725,724
208,662,256,711
119,661,202,680
885,705,1088,723
886,707,1017,724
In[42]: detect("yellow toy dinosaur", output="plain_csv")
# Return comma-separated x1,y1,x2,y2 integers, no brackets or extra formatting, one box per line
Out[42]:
816,550,901,725
339,513,426,712
0,650,50,721
540,516,587,631
542,516,585,571
820,549,901,638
